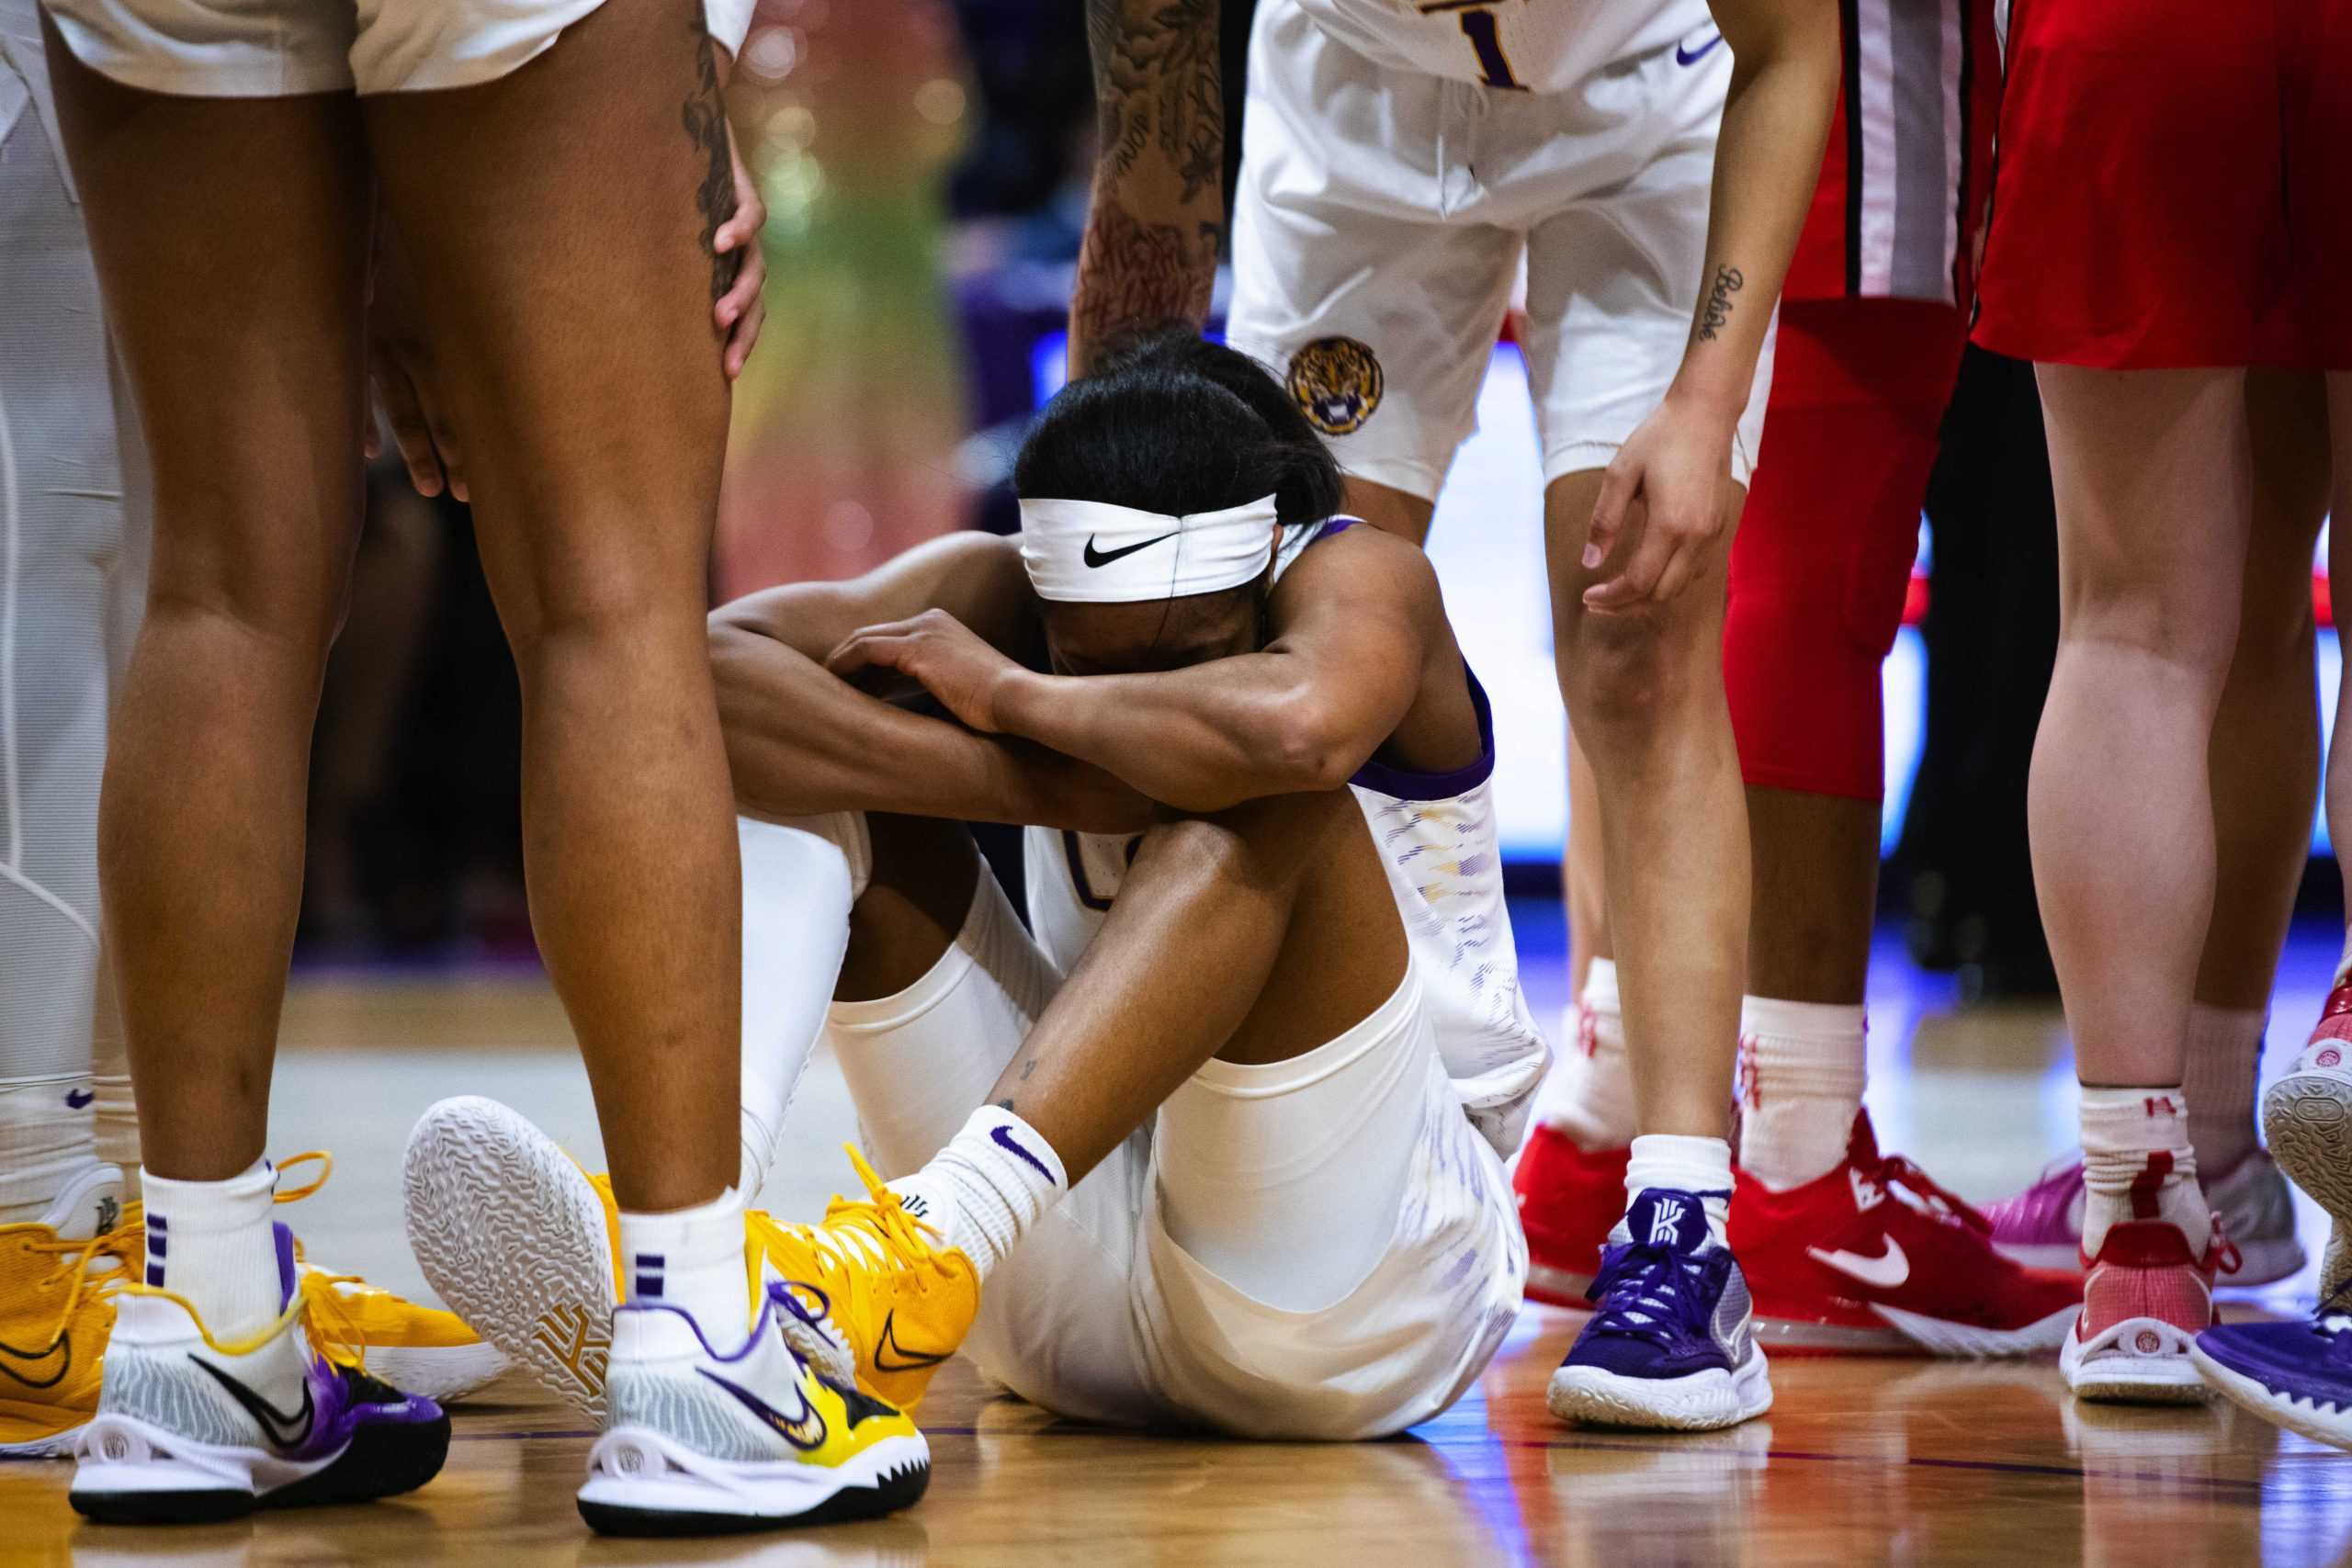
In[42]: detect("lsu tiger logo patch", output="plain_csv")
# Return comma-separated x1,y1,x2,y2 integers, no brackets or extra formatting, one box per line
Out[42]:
1286,337,1385,436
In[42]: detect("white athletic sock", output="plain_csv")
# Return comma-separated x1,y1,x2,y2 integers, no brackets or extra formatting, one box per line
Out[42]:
2080,1086,2209,1258
618,1186,749,1344
0,1081,97,1224
1736,997,1868,1190
736,815,860,1197
1617,1133,1733,1246
888,1106,1066,1284
1535,958,1635,1149
2181,1004,2263,1175
142,1159,282,1339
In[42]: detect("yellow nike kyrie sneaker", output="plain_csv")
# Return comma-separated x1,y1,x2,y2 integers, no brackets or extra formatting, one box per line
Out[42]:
268,1154,507,1403
0,1163,134,1456
405,1095,978,1419
745,1148,979,1416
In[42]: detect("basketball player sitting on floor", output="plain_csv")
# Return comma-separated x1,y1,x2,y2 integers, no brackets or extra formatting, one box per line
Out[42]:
405,337,1751,1515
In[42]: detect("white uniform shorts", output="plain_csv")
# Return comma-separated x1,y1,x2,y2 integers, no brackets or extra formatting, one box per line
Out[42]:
823,849,1527,1441
1227,0,1774,500
40,0,752,96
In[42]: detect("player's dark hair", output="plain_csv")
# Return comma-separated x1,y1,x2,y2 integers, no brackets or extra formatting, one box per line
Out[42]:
1015,329,1343,526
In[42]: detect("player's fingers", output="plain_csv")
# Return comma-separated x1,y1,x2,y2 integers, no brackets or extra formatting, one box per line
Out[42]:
1584,529,1672,612
374,365,444,499
1645,538,1702,604
1580,460,1638,570
414,389,469,505
725,292,767,381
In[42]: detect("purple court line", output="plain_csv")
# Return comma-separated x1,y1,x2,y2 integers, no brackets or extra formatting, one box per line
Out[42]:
454,1426,2279,1493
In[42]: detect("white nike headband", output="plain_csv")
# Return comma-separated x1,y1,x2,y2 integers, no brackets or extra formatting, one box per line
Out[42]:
1018,494,1281,604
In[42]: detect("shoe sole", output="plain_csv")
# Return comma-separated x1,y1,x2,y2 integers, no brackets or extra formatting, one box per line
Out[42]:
2061,1319,2208,1405
2189,1343,2352,1450
578,1428,930,1535
404,1096,616,1422
68,1409,451,1523
367,1340,511,1404
1545,1343,1773,1432
1874,1300,2077,1358
2266,1072,2352,1247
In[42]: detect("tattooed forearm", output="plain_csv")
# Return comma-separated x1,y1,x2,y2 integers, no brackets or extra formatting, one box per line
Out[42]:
683,22,741,302
1697,264,1745,343
1070,202,1222,365
1085,0,1223,202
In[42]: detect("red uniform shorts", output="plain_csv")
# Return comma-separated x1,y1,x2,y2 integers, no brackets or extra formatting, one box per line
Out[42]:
1973,0,2352,369
1726,298,1967,803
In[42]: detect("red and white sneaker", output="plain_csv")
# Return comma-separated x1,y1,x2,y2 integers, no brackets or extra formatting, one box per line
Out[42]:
1513,1124,1627,1308
2062,1217,2239,1404
1730,1113,2082,1356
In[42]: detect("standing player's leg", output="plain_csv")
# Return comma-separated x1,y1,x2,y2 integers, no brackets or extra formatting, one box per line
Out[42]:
2032,365,2252,1403
1983,382,2326,1282
356,6,929,1533
1700,299,2078,1354
1515,736,1634,1307
40,32,457,1522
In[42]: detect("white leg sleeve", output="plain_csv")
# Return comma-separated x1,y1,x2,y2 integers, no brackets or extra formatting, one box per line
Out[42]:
825,865,1167,1427
0,103,124,1216
736,812,868,1196
824,861,1050,1178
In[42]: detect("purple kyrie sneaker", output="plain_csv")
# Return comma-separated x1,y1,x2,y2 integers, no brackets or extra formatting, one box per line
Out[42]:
1987,1151,2304,1285
2192,1285,2352,1450
70,1221,448,1524
1547,1190,1772,1431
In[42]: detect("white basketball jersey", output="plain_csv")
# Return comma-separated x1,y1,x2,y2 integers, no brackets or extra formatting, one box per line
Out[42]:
1023,520,1551,1158
1287,0,1713,95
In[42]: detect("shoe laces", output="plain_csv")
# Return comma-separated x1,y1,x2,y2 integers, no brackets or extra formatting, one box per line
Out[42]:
755,1146,946,1299
1587,1240,1710,1346
12,1214,141,1358
1870,1155,1993,1235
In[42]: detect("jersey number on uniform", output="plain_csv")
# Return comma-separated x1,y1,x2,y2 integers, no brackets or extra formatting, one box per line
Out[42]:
1457,8,1524,90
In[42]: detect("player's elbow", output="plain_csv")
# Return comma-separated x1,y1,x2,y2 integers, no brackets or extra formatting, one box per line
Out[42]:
1248,694,1362,795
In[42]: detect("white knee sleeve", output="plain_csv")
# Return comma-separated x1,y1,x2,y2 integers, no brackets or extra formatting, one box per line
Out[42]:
737,812,868,1196
825,865,1057,1179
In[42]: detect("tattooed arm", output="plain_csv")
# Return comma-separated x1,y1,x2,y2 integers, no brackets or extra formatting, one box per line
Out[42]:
1579,0,1838,610
1068,0,1224,376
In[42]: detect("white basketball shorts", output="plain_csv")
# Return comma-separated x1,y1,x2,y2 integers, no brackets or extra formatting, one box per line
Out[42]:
40,0,752,96
1227,0,1773,501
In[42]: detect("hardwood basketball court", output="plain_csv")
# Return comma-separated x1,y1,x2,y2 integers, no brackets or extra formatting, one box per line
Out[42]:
6,934,2348,1566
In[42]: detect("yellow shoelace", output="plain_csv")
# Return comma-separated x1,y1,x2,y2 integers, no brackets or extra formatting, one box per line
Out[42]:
12,1219,139,1361
104,1150,370,1368
755,1146,947,1301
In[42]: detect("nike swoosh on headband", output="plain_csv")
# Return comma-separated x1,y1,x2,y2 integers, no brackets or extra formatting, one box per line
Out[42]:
1083,532,1178,570
1676,33,1724,64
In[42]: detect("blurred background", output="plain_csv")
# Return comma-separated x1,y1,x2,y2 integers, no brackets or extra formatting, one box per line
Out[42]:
300,0,2342,999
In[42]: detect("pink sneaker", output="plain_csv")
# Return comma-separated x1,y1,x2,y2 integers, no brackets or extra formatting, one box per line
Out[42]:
1986,1150,2302,1286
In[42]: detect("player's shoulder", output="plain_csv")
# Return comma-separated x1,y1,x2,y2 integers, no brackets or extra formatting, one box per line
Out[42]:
1280,518,1444,612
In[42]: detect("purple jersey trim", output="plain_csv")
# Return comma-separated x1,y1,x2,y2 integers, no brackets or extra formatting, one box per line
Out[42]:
1349,663,1497,803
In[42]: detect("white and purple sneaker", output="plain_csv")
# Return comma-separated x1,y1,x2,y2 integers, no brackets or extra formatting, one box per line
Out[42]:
1986,1150,2304,1286
70,1222,448,1524
2192,1282,2352,1449
1546,1190,1772,1432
